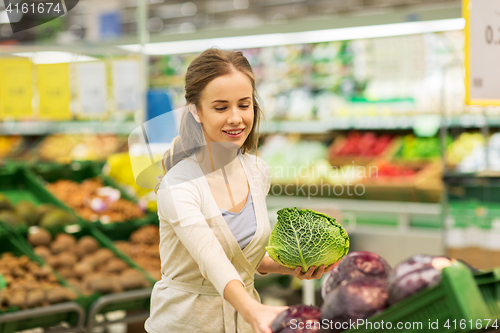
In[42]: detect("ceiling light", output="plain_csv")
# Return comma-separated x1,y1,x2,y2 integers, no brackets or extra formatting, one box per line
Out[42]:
118,18,465,55
12,52,98,64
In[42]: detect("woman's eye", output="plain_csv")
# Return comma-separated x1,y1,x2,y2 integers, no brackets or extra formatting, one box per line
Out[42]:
240,105,250,109
215,107,226,111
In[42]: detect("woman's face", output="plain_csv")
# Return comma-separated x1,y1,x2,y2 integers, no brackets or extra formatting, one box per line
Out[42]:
197,70,254,148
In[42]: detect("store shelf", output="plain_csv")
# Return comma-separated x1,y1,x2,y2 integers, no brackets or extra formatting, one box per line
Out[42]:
260,115,500,133
266,195,441,216
444,171,500,179
0,121,138,135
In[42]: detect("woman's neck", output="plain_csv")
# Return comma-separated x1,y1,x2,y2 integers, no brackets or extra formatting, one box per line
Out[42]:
195,143,240,175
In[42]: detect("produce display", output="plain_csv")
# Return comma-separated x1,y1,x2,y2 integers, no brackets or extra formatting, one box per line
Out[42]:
269,252,485,333
266,208,349,273
0,136,23,159
329,132,394,158
387,254,452,305
447,132,500,173
0,195,77,228
114,224,161,280
0,252,77,311
27,228,151,296
446,132,485,169
321,277,389,332
366,160,417,179
321,251,392,300
395,135,442,160
37,134,125,163
270,304,321,333
105,153,158,212
259,133,443,202
46,177,145,223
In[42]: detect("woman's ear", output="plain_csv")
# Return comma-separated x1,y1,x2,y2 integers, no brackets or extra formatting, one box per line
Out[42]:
189,104,201,123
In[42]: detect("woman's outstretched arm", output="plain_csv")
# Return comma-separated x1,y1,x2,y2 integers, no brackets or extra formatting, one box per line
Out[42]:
223,280,288,333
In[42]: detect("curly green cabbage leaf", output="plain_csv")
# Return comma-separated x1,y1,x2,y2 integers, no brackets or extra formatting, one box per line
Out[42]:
266,207,349,273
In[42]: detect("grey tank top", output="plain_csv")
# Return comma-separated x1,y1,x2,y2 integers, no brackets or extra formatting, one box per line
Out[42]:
219,189,257,250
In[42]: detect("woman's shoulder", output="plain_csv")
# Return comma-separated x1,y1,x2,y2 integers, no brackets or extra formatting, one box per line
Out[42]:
159,155,201,190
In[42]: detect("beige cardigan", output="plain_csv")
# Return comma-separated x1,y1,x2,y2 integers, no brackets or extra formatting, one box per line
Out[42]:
145,152,272,333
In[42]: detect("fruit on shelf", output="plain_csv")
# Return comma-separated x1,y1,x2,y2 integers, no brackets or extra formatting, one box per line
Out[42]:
26,229,151,296
332,132,393,157
0,136,23,159
0,195,77,228
396,134,443,160
446,132,485,167
371,160,417,178
38,134,125,163
46,178,144,223
0,252,77,311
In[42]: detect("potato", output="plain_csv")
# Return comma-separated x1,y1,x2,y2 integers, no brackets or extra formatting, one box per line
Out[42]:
58,252,78,268
104,258,128,274
18,256,30,268
47,273,59,283
26,289,44,308
74,261,93,279
33,265,52,279
77,236,99,254
93,248,114,266
34,246,51,260
11,266,25,278
45,287,76,304
28,229,52,247
119,269,149,290
45,255,60,268
9,291,26,309
87,275,120,294
57,268,76,280
81,254,100,269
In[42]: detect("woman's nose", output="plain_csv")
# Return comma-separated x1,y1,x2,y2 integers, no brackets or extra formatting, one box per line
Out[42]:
227,106,242,124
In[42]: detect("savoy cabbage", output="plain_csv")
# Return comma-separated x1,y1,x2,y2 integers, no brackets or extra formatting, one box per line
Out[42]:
266,207,349,273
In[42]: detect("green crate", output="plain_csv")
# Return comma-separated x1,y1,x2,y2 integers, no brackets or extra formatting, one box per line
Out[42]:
0,234,82,333
474,268,500,321
30,161,158,232
15,224,154,318
0,166,80,235
342,263,492,333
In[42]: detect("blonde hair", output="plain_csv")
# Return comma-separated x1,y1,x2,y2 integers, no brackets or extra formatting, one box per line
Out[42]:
154,48,263,193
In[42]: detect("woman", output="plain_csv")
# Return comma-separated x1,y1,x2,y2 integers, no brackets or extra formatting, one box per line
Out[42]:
146,48,334,333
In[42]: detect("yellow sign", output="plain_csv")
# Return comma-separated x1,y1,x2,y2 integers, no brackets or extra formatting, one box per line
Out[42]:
464,0,500,105
0,59,33,119
37,63,72,120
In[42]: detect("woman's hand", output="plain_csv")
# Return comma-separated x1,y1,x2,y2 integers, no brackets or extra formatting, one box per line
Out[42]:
247,304,289,333
281,263,336,280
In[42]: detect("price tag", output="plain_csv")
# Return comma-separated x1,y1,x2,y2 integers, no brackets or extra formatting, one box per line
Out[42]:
37,63,71,120
112,60,141,112
76,62,107,118
0,58,33,119
464,0,500,105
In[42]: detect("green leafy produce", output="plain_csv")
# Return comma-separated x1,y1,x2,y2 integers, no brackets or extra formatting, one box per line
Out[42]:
266,207,349,273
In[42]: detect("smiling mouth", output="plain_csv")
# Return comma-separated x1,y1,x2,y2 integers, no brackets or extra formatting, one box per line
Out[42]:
222,129,244,135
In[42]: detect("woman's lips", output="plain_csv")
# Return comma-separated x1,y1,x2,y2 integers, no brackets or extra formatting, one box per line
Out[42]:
222,128,244,138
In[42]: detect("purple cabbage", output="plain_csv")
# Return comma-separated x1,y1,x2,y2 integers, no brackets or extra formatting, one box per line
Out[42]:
270,304,321,333
321,277,389,333
388,254,452,305
321,251,392,300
